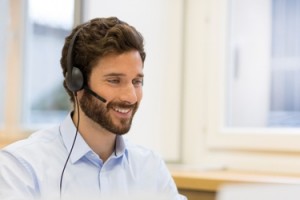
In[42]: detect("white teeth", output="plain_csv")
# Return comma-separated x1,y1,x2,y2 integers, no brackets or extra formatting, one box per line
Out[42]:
113,107,130,113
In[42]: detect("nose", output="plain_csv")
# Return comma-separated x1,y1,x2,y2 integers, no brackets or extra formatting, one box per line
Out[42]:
119,84,138,104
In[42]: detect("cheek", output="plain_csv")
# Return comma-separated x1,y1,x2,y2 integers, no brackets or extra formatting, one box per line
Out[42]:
137,88,143,102
99,86,114,101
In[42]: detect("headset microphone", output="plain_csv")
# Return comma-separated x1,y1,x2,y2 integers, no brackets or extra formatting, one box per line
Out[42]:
83,86,107,103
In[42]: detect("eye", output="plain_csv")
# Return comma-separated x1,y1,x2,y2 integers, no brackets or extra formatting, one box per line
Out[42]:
107,79,120,84
133,78,143,87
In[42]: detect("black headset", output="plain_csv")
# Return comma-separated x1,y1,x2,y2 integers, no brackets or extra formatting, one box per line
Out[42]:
65,25,107,103
65,27,84,93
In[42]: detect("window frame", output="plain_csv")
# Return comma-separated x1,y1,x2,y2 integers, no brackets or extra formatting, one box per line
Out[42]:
204,0,300,153
1,0,25,139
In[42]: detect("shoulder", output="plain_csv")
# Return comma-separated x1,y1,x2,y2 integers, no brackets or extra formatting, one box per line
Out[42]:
125,139,162,159
1,126,63,161
124,139,166,169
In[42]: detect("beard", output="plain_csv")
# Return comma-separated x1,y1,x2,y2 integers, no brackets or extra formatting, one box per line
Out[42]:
79,90,138,135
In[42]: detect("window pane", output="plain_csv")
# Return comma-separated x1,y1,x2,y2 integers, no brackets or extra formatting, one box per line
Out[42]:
0,0,10,125
23,0,74,127
227,0,300,127
270,0,300,127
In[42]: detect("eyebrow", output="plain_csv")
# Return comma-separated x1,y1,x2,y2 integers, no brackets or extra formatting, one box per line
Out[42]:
104,73,144,78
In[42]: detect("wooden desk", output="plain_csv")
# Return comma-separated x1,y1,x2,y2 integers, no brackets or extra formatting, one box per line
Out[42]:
171,169,300,200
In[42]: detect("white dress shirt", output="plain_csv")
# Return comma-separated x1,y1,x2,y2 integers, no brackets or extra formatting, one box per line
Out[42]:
0,113,186,200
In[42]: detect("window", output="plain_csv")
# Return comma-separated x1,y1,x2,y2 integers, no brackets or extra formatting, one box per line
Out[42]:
22,0,74,128
205,0,300,152
227,0,300,128
182,0,300,174
0,0,75,137
270,0,300,127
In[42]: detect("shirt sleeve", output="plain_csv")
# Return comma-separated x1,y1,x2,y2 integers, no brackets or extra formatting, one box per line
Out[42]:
0,150,39,200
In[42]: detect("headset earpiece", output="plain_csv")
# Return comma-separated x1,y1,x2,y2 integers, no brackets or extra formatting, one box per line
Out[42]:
66,66,84,92
65,27,84,93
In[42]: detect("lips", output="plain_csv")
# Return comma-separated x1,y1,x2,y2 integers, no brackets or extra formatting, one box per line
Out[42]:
112,106,131,114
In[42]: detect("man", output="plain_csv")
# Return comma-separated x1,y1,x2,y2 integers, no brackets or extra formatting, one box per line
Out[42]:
0,17,186,200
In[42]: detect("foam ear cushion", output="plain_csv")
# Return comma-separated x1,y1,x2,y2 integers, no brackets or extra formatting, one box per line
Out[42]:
66,66,84,92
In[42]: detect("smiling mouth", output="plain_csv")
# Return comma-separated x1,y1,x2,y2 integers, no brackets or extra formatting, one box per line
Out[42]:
112,106,131,114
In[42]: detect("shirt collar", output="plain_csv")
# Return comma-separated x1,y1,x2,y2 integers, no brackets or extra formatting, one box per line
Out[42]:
60,113,128,163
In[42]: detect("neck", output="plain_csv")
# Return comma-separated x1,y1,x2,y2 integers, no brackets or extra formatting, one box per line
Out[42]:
72,109,117,162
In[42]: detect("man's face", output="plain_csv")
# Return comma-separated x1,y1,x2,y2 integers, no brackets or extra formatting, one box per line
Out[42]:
79,50,144,135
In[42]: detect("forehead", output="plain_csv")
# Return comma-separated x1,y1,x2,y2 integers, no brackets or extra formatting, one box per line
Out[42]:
92,51,144,76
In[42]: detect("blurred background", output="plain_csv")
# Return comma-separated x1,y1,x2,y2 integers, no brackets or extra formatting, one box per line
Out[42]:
2,0,300,174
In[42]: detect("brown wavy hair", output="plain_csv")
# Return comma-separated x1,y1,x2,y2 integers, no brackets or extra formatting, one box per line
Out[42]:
60,17,146,103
